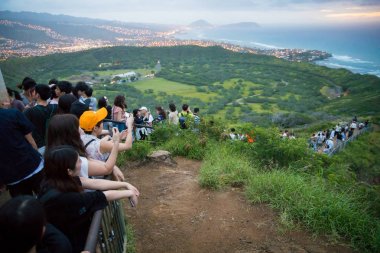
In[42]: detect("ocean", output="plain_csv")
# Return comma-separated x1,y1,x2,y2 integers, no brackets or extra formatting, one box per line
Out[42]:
176,24,380,77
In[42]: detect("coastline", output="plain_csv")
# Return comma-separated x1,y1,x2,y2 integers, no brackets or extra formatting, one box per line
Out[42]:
174,30,380,78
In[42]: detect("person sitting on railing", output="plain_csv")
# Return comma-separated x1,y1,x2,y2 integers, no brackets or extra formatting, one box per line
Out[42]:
140,106,154,135
79,108,133,166
0,195,73,253
46,114,124,181
38,144,139,253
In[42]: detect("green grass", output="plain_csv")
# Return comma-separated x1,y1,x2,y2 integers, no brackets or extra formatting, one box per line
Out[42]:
199,142,257,189
246,170,380,252
117,141,152,164
159,130,207,160
126,221,136,253
131,77,215,101
93,68,152,76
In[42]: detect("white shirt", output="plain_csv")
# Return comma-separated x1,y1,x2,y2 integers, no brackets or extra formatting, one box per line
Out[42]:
326,139,334,150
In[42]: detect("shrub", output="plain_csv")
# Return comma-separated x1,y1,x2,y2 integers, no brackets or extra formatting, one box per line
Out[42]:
160,130,207,160
117,141,152,164
246,170,380,252
199,142,257,189
245,127,312,167
149,123,179,145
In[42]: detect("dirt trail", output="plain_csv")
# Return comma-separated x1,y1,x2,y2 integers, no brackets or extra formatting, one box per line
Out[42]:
124,157,353,253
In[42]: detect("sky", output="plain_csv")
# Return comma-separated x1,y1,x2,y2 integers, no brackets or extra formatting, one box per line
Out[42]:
1,0,380,25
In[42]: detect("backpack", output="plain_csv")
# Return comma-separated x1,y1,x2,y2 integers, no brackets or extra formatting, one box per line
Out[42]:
178,112,187,129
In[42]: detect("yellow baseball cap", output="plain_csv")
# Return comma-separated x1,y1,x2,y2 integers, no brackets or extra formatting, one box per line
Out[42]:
79,108,108,131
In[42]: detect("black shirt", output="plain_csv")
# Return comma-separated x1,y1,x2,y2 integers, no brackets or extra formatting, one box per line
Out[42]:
39,180,108,253
24,104,57,148
0,108,42,185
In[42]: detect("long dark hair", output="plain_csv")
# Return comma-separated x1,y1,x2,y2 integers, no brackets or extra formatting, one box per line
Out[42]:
47,114,87,157
156,106,166,119
43,145,82,193
113,95,127,110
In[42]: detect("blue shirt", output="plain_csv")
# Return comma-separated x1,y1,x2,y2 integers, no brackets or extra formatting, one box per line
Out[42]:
0,108,42,185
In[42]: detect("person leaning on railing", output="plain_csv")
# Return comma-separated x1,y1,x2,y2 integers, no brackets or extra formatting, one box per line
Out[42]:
38,136,139,253
79,107,134,166
46,114,124,180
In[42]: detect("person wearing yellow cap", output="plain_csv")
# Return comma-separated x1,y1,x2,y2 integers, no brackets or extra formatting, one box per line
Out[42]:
79,108,134,178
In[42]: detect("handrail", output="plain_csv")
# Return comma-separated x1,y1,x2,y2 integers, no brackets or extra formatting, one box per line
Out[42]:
84,200,127,253
84,173,127,253
84,210,103,252
103,119,154,129
327,124,372,156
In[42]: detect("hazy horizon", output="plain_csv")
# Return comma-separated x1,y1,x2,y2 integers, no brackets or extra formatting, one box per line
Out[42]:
1,0,380,26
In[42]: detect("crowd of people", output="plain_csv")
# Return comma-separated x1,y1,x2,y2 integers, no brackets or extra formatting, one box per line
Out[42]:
309,116,369,154
1,77,156,253
1,76,206,253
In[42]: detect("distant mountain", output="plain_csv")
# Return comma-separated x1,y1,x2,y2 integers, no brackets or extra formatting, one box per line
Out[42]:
0,10,172,31
188,19,213,28
0,10,174,43
219,22,260,29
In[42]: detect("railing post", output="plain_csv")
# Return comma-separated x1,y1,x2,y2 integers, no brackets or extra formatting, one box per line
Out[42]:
84,210,103,253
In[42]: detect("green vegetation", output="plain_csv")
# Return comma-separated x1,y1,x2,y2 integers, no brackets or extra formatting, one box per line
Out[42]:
246,171,379,251
118,121,380,252
117,141,152,163
1,46,379,127
126,221,136,253
2,46,380,251
131,78,214,102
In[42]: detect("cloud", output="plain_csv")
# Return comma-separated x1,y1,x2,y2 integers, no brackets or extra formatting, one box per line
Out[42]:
1,0,380,24
327,11,380,18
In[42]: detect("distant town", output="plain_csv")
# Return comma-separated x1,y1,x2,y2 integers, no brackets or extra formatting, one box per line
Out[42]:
0,19,331,62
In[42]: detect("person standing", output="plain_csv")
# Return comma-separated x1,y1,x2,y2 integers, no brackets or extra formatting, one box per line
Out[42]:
168,103,179,125
0,104,44,197
178,104,194,129
18,77,37,109
24,84,57,154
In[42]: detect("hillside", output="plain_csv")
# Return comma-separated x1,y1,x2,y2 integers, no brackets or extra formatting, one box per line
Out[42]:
1,45,379,126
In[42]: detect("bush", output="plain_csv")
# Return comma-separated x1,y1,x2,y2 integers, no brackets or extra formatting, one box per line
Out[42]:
160,130,207,160
243,127,312,167
117,141,152,164
199,142,256,189
149,123,179,145
246,170,380,252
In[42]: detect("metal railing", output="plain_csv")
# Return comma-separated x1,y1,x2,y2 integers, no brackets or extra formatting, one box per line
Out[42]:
328,124,372,156
84,200,127,253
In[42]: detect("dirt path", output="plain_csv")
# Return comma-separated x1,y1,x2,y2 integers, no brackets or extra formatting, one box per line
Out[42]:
124,157,354,253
